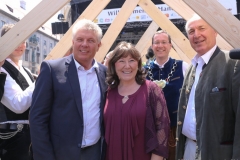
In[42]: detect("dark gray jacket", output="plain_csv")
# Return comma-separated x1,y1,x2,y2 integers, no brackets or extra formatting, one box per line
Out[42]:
176,47,240,160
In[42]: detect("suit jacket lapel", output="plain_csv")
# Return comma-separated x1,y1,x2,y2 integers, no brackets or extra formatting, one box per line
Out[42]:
95,64,107,123
66,55,83,120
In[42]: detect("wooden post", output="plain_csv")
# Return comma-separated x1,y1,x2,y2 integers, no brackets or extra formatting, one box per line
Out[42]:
135,21,159,59
161,0,233,51
138,0,196,60
0,0,70,61
45,0,111,60
183,0,240,48
95,0,140,62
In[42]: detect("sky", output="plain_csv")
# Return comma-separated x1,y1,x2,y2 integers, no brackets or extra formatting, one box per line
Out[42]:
24,0,61,26
2,0,61,27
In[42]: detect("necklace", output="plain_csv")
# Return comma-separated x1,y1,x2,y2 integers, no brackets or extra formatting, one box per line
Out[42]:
148,61,177,89
122,95,129,104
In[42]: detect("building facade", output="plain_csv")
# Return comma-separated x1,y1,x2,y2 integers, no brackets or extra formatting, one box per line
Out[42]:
0,0,59,74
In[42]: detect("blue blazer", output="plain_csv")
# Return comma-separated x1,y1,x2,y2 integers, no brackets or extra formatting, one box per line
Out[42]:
30,54,108,160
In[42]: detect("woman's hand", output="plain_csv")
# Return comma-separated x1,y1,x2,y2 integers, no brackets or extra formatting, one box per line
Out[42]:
151,153,163,160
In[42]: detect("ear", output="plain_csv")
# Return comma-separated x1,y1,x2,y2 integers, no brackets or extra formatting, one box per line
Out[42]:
98,41,102,48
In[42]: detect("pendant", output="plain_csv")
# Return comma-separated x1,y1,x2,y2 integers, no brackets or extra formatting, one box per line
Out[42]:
153,79,166,89
122,95,129,104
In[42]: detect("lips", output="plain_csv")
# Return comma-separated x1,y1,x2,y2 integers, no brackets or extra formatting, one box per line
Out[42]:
194,39,204,44
122,71,132,74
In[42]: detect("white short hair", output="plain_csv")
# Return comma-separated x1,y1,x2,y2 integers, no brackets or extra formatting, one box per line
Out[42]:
185,14,201,34
72,19,102,41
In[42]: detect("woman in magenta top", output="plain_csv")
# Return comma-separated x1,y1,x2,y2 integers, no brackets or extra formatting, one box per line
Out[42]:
104,42,170,160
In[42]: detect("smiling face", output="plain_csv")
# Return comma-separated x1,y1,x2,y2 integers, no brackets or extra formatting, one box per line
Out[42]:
72,29,101,69
114,55,138,83
152,33,172,61
9,41,26,59
186,18,217,55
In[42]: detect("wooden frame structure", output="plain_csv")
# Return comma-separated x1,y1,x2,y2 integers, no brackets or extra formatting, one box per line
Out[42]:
0,0,240,63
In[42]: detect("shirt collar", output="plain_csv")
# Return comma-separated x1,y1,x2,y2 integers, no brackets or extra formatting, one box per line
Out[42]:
73,58,99,72
6,58,23,70
154,57,170,68
191,45,217,66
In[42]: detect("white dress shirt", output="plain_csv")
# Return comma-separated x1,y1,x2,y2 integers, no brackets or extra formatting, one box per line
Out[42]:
1,58,35,124
154,57,189,78
74,58,101,147
182,45,217,140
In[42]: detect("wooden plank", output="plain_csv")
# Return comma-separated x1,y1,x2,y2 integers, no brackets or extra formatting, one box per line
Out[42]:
138,0,195,60
135,21,186,63
183,0,240,48
139,40,183,63
140,40,152,62
135,21,159,57
95,0,140,62
45,0,111,60
169,48,182,60
161,0,233,50
171,41,191,64
0,0,70,61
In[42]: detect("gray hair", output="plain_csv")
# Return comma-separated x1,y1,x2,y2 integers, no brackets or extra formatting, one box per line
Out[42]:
1,24,15,37
185,14,201,34
72,19,102,41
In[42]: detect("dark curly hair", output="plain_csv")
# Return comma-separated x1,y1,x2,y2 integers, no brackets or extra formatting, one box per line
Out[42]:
106,41,146,88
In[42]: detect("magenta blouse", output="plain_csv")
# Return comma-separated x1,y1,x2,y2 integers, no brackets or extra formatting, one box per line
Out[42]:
104,80,170,160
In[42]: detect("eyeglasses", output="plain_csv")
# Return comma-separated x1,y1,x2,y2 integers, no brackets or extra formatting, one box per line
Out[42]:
153,41,170,45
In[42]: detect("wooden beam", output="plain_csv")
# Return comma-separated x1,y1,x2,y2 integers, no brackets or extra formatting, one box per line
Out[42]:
135,21,187,63
140,40,152,62
135,21,159,58
0,0,70,61
171,41,191,64
161,0,233,51
183,0,240,48
95,0,140,62
138,0,195,60
45,0,111,60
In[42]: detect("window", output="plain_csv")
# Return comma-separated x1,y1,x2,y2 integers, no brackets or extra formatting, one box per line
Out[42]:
0,20,5,28
36,53,40,64
43,49,47,55
25,49,29,61
49,43,53,51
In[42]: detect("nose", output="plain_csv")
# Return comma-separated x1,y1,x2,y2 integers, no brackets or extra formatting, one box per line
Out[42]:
124,61,130,68
81,40,89,46
193,30,200,38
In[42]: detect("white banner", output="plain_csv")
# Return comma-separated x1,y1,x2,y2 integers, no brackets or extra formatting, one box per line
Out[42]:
94,0,237,24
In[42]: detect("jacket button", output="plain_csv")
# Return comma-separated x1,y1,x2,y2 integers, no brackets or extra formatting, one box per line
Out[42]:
177,121,182,125
185,89,190,94
183,105,187,109
78,143,81,148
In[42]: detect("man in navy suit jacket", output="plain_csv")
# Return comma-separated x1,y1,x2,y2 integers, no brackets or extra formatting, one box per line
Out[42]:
30,19,108,160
